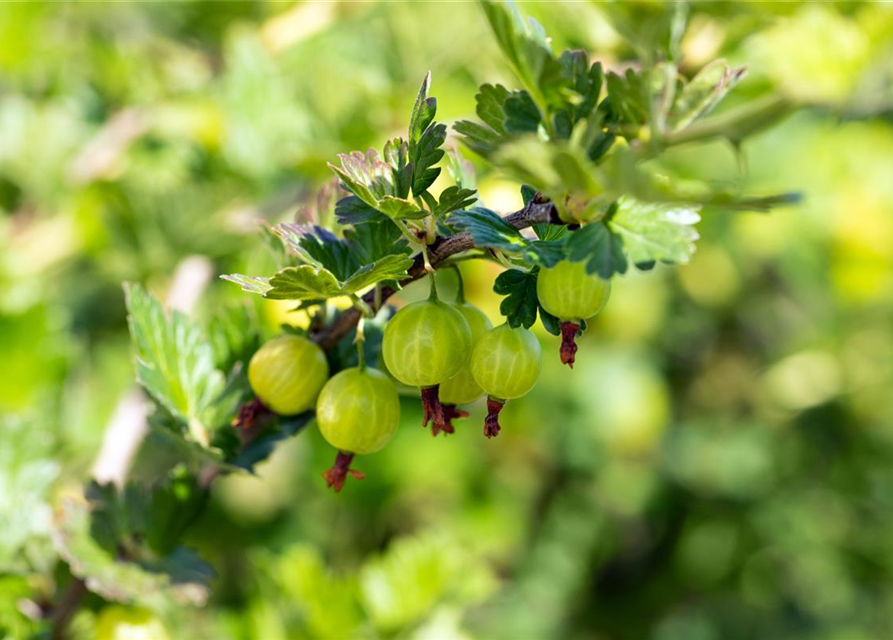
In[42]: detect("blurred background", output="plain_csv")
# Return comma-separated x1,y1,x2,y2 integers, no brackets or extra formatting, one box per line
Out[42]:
4,2,893,639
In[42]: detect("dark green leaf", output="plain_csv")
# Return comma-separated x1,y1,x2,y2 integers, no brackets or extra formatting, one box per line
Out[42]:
566,222,628,279
230,413,314,472
504,90,541,133
476,83,510,134
335,195,387,225
275,224,357,281
410,122,447,196
55,484,214,606
409,72,437,148
384,137,413,199
538,304,560,336
344,219,411,265
432,186,478,217
493,269,539,329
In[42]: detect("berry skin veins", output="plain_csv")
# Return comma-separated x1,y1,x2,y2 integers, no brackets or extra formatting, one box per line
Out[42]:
470,323,542,438
316,366,400,492
248,335,329,415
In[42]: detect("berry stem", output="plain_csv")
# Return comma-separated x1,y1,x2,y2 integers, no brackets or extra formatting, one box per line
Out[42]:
322,451,365,492
484,397,505,438
559,321,581,368
355,317,366,372
452,265,466,304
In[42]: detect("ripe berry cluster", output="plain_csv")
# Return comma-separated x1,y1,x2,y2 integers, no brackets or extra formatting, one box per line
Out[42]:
247,259,610,492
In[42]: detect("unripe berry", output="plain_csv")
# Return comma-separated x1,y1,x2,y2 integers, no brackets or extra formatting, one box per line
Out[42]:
439,302,492,405
248,335,329,415
536,260,611,368
470,323,542,438
381,299,472,387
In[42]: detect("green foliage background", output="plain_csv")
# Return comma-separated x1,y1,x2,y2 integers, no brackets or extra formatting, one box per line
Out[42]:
4,2,893,639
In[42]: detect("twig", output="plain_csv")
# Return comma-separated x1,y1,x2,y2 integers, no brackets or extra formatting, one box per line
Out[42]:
312,198,560,349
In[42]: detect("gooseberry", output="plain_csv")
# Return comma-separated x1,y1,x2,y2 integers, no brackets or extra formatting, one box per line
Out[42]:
537,259,610,367
439,301,492,406
470,323,542,437
248,334,329,415
316,366,399,492
381,295,472,435
95,606,170,640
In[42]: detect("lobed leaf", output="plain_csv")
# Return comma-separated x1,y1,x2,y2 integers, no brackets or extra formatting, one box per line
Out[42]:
566,221,628,279
124,284,224,445
607,197,701,267
493,269,539,329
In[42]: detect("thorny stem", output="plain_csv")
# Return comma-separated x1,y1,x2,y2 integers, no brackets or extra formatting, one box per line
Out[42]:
312,198,560,349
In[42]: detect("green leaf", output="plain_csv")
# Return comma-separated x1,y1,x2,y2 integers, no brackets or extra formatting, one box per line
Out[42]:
208,304,260,373
359,532,496,633
493,269,539,329
344,218,411,265
125,284,224,446
263,265,343,300
275,224,356,281
432,185,478,217
383,137,413,199
377,195,427,220
229,413,314,472
409,72,437,149
475,83,510,134
329,149,395,209
335,196,386,225
566,221,628,279
606,69,649,132
670,60,746,131
607,197,701,267
342,254,415,293
446,147,477,193
648,61,678,136
504,90,541,133
410,122,447,196
480,0,564,116
538,304,560,336
453,119,502,157
53,485,214,607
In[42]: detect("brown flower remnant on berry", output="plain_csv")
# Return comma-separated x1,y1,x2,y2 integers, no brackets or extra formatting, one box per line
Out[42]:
231,397,272,445
421,385,466,436
559,321,581,369
483,398,504,438
323,451,364,492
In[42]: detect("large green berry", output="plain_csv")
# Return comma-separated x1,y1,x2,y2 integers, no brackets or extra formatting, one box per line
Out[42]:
537,259,610,321
316,367,399,455
248,335,329,415
95,606,170,640
471,324,542,400
382,299,472,387
439,302,492,405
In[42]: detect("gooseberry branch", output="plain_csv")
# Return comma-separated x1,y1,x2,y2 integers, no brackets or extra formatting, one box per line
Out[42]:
311,197,560,350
